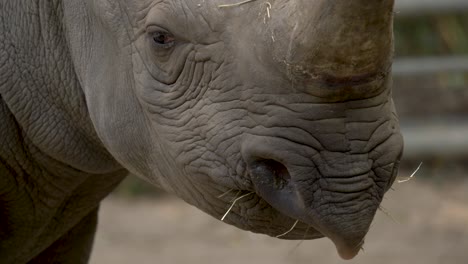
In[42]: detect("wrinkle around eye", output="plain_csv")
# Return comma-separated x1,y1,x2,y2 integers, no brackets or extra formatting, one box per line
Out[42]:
136,37,194,85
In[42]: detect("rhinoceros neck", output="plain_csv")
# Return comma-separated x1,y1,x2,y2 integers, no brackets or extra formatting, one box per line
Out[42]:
0,0,123,175
0,95,127,262
0,3,127,260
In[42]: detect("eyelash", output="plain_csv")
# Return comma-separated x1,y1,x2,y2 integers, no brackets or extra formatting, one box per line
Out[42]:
150,31,175,49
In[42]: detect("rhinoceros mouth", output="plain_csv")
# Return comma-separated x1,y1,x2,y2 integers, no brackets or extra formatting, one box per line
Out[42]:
218,187,325,240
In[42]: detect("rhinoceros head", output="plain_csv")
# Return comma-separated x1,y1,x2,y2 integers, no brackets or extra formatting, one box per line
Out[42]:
64,0,403,259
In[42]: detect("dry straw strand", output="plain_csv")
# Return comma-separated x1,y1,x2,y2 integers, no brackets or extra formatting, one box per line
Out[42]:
218,0,258,8
276,219,300,238
221,192,254,221
266,2,272,18
287,226,310,256
230,190,242,202
398,162,423,183
379,205,400,224
217,188,234,198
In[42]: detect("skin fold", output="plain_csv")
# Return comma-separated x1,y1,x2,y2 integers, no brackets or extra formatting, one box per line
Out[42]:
0,0,403,262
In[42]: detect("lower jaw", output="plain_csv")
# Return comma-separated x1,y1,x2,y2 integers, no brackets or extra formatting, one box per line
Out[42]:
217,188,324,239
217,188,366,259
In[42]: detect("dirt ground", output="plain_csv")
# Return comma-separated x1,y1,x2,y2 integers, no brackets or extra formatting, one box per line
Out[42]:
90,175,468,264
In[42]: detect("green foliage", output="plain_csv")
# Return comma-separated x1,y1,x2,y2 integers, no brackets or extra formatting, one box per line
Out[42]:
394,13,468,57
393,12,468,117
112,176,166,198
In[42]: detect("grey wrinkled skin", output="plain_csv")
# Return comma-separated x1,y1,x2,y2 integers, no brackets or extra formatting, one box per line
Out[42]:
0,0,403,262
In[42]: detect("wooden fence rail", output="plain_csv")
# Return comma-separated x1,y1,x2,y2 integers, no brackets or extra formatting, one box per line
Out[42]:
393,56,468,76
392,1,468,158
396,0,468,15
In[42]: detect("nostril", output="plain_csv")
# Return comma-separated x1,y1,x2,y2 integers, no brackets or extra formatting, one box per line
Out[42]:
251,159,291,190
248,157,306,224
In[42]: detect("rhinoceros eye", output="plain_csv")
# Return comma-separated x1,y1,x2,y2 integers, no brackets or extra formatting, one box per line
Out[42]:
150,29,175,49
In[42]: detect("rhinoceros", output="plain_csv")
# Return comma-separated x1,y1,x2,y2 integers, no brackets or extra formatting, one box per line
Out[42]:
0,0,403,262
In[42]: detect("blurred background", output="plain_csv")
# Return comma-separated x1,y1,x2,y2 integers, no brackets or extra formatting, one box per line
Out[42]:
90,1,468,263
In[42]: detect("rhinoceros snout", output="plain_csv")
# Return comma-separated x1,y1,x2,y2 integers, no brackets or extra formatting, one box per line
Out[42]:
241,135,380,259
